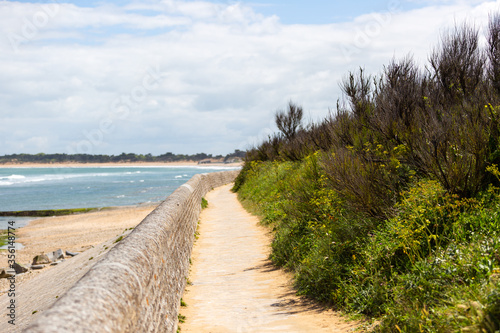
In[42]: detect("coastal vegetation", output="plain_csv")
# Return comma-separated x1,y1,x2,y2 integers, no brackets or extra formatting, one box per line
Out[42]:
0,150,245,164
234,15,500,332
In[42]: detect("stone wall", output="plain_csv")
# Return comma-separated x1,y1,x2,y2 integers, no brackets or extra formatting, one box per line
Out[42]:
25,170,240,333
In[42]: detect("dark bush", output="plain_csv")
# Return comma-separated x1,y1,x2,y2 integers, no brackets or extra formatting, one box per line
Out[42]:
275,101,304,140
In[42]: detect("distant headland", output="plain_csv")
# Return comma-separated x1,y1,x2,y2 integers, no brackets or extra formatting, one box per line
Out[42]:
0,151,245,167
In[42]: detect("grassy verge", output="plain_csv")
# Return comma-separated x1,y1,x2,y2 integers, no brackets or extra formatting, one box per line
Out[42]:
235,157,500,332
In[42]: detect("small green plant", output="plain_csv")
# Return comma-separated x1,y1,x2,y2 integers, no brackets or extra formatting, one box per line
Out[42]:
114,235,124,243
89,257,93,260
32,310,37,315
201,197,208,209
0,229,8,248
178,314,186,323
180,298,187,307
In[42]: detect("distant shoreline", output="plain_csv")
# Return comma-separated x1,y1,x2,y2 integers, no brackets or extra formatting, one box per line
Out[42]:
0,161,243,168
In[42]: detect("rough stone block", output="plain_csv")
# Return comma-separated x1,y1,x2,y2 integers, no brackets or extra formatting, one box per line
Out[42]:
13,262,29,274
32,254,50,265
0,268,15,279
31,264,46,270
48,249,65,262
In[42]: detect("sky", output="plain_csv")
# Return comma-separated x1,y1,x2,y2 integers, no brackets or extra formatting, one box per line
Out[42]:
1,0,499,156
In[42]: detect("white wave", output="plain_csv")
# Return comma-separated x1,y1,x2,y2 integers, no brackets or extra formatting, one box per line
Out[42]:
175,175,183,179
0,172,117,185
0,175,25,185
125,171,142,175
4,174,26,180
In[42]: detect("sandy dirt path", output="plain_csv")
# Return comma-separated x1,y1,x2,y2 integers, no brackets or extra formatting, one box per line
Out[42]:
181,184,359,333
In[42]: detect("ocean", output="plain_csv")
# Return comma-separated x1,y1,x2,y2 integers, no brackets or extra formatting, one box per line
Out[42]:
0,165,240,229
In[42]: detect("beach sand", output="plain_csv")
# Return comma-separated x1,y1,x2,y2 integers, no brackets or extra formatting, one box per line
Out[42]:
0,204,157,295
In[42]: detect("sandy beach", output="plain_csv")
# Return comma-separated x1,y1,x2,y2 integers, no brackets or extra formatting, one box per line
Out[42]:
0,204,157,295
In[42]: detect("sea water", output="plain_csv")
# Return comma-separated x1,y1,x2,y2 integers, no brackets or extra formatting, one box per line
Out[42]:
0,165,239,229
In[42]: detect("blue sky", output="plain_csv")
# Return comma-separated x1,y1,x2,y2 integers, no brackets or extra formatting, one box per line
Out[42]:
243,0,421,23
0,0,498,155
11,0,425,24
190,0,416,24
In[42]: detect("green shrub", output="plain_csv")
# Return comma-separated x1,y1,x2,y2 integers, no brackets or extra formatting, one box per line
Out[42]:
237,159,500,330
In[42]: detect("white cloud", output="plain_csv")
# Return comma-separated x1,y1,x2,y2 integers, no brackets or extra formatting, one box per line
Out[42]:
0,0,499,155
